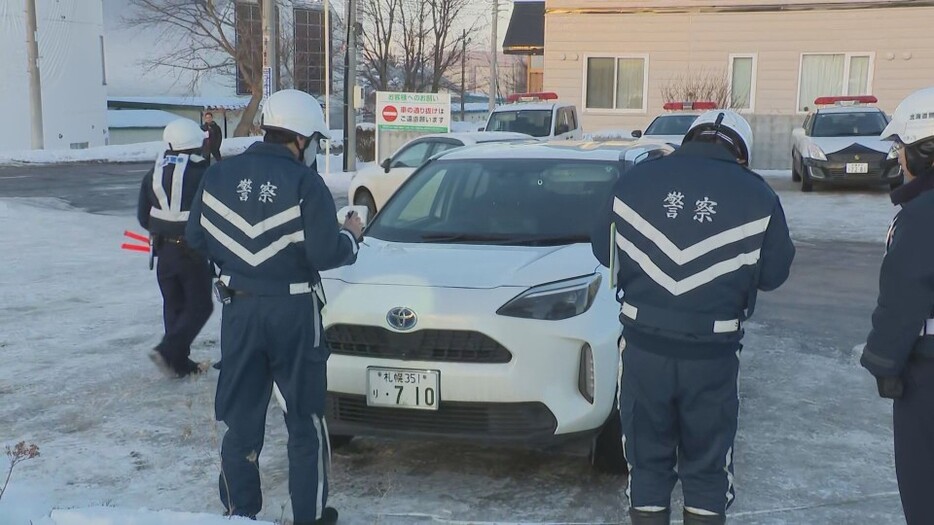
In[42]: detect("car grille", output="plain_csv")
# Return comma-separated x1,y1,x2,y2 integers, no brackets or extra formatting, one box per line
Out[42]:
823,144,888,177
326,394,557,438
325,325,513,363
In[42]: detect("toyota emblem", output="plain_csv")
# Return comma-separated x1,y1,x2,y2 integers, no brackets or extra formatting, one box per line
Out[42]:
387,307,418,331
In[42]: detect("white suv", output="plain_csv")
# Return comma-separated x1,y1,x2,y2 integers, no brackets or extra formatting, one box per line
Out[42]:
481,92,582,140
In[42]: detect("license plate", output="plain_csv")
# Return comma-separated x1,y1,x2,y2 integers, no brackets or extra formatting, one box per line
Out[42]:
367,367,440,410
846,162,869,174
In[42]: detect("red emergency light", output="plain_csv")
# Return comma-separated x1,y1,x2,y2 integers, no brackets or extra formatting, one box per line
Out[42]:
506,91,559,103
663,101,718,111
813,95,878,106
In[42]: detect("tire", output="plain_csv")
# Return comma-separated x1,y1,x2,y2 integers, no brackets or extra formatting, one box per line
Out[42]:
329,434,354,450
791,153,802,182
589,410,628,475
354,189,377,219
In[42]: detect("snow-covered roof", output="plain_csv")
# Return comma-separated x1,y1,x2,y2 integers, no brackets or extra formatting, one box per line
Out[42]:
108,96,251,110
107,109,179,129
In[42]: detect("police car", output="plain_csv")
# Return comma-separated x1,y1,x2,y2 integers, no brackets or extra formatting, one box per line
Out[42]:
631,101,715,146
481,92,583,141
791,95,902,192
321,140,673,471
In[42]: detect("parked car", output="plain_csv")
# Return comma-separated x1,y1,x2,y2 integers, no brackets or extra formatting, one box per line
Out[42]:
631,101,716,145
348,131,532,217
791,95,902,192
324,140,675,472
481,92,583,141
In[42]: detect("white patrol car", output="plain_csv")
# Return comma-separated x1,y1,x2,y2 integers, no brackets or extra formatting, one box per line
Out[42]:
631,101,716,146
481,92,582,141
791,95,902,192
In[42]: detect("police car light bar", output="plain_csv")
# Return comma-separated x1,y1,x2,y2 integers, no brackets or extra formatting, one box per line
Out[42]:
506,91,559,103
813,95,878,106
663,101,718,111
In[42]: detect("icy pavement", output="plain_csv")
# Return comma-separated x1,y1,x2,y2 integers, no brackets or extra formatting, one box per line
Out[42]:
0,177,907,524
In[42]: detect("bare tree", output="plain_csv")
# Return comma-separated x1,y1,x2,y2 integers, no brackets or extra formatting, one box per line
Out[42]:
660,69,739,110
125,0,267,136
359,0,400,90
397,0,430,91
426,0,475,92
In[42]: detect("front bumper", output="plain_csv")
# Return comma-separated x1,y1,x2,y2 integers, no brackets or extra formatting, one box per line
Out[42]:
320,278,620,442
803,157,900,185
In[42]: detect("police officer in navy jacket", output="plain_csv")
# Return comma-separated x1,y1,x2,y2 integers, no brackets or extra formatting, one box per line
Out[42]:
186,89,362,524
138,118,214,378
591,110,795,525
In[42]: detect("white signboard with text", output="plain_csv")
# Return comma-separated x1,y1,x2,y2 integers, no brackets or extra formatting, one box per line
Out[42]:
375,91,451,164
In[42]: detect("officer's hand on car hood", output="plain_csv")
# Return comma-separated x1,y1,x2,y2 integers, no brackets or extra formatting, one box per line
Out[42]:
876,375,905,399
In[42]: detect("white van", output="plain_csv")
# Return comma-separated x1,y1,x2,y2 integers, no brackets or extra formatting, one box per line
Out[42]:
481,92,582,141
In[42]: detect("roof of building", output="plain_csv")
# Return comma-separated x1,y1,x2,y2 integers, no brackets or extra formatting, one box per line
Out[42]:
108,96,251,111
107,109,180,129
503,0,544,55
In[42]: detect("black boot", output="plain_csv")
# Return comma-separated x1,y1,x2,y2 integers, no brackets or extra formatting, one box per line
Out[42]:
629,508,670,525
148,346,176,378
177,358,206,378
294,506,338,525
683,509,726,525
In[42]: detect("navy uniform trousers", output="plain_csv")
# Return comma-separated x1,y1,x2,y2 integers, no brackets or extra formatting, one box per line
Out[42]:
619,341,740,514
216,292,331,522
894,357,934,525
156,242,214,370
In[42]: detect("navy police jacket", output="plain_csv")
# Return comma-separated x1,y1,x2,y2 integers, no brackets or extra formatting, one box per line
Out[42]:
591,142,795,358
861,177,934,377
137,152,208,238
185,142,358,296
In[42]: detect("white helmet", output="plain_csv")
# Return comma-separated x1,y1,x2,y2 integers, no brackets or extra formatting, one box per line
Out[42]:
163,118,205,152
880,87,934,145
683,110,753,166
261,89,330,139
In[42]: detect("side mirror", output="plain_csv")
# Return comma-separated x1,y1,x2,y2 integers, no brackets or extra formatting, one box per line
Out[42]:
631,130,643,138
336,205,369,228
477,126,485,132
381,158,391,172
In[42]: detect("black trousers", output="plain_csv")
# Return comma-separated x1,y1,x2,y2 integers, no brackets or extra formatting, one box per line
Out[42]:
155,243,214,371
894,357,934,525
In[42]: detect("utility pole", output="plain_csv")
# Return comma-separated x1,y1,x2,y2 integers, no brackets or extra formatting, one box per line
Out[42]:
262,0,278,98
461,29,466,122
25,0,44,149
489,0,498,112
344,0,358,172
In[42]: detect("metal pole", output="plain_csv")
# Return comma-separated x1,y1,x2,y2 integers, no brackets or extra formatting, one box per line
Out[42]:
262,0,278,94
345,0,357,172
25,0,44,149
461,29,466,122
489,0,498,112
324,0,331,176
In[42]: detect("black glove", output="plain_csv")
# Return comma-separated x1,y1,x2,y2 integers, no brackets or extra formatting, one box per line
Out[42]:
876,375,904,399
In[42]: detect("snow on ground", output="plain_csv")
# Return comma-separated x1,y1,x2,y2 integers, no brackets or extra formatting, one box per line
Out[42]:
32,507,271,525
584,129,636,141
0,138,263,166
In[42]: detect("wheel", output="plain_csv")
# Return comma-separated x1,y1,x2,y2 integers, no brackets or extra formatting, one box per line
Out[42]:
354,189,377,219
329,434,354,450
791,154,802,182
589,410,628,475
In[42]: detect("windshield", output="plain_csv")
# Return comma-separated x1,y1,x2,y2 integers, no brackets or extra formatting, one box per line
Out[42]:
486,110,553,137
366,159,621,246
811,112,888,137
645,115,698,136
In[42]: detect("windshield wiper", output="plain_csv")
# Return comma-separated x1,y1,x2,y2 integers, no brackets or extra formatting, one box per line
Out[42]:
505,234,589,246
419,233,513,243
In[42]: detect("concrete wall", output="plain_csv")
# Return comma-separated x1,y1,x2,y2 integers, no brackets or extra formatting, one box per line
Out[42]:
108,128,163,146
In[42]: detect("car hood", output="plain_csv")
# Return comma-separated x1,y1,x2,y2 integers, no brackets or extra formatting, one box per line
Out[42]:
810,136,891,154
641,135,685,146
321,237,600,289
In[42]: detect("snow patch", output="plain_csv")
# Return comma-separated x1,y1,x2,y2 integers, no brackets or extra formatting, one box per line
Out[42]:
32,507,272,525
0,138,262,166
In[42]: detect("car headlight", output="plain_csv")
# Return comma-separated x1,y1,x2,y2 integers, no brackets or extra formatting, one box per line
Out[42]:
497,274,601,321
806,143,827,161
887,144,899,160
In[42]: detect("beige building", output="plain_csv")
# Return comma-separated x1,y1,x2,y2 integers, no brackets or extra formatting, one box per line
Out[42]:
542,0,934,168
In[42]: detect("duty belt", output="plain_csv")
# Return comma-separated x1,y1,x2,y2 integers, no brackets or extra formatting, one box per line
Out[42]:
620,301,741,335
219,274,326,304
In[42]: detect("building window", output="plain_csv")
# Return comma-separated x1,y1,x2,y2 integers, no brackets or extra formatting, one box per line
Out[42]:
797,53,873,112
729,54,756,111
294,7,329,96
235,2,262,96
584,56,647,112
